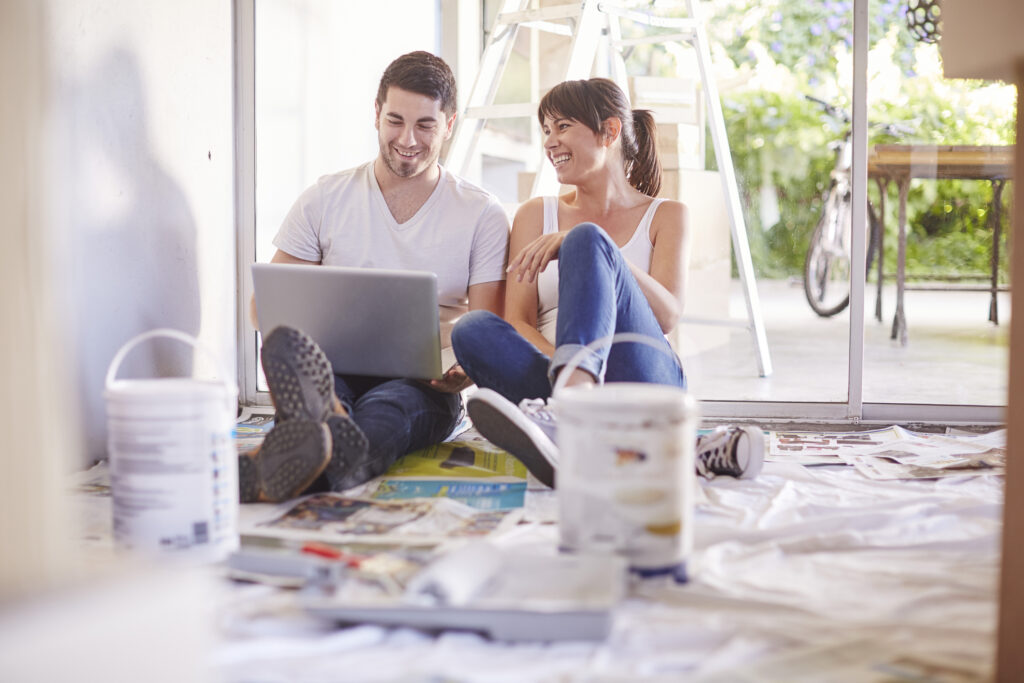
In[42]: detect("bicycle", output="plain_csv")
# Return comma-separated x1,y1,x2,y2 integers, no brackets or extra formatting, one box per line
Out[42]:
802,96,911,317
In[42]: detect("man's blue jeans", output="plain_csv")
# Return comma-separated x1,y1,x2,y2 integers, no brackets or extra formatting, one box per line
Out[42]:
452,222,686,405
310,373,460,492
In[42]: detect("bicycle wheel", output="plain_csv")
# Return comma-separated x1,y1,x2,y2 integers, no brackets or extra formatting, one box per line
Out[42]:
804,190,853,317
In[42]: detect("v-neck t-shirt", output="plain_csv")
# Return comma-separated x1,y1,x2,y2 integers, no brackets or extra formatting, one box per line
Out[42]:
273,161,510,356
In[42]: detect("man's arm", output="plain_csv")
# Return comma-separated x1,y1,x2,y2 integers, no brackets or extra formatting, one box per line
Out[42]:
467,280,505,317
427,279,505,394
249,249,320,328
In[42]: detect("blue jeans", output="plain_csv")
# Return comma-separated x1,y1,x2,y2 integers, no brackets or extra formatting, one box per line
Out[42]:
309,373,461,492
452,222,686,405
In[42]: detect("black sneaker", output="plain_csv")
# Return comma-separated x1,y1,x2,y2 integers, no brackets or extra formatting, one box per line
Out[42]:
322,413,371,492
261,326,336,423
238,419,332,503
695,425,765,479
467,389,559,488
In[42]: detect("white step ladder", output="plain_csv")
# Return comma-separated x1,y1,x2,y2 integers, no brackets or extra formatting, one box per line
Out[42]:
445,0,772,378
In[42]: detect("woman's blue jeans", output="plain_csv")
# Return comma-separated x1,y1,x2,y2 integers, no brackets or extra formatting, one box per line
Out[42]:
452,222,686,405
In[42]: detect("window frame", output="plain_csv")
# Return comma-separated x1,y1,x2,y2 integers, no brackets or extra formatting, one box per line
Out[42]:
233,0,1006,426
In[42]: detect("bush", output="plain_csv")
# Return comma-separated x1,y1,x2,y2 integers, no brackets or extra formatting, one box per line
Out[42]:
690,2,1017,281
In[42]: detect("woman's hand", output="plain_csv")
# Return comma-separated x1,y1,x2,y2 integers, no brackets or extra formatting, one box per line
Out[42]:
506,231,568,283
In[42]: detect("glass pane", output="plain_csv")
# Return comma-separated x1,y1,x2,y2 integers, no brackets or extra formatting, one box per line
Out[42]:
677,1,859,402
476,2,880,405
863,2,1014,406
253,0,438,389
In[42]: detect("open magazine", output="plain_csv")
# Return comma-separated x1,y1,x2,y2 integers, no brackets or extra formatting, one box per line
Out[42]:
252,493,523,545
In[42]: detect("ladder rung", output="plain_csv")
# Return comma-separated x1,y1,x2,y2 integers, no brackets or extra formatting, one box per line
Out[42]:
598,3,700,30
613,31,696,48
465,102,537,120
517,20,574,37
497,4,581,27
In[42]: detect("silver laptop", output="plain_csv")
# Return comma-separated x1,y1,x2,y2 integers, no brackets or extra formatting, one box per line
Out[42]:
252,263,443,380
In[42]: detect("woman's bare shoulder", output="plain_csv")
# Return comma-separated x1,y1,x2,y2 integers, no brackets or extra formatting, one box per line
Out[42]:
514,195,546,218
649,198,688,241
511,196,546,238
653,198,687,220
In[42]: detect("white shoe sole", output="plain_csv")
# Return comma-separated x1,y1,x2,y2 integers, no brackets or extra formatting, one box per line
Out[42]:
736,425,765,479
467,389,559,488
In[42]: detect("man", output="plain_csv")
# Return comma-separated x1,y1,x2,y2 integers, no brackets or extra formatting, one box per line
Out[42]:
240,51,509,503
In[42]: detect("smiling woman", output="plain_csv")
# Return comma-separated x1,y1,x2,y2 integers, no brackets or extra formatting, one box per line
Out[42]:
453,77,688,400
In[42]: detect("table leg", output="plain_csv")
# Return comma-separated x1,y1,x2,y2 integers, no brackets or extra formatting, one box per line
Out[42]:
990,179,1006,325
874,178,888,322
891,179,909,345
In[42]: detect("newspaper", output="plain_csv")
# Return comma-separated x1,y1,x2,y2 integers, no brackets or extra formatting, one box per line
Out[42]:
234,407,275,455
250,493,524,545
371,480,526,510
382,440,528,480
840,428,1005,481
768,426,1005,480
358,440,529,510
768,426,905,465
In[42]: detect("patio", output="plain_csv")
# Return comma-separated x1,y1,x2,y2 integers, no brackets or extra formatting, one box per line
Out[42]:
681,277,1010,410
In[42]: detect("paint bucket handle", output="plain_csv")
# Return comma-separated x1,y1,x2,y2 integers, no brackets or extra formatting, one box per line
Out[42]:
551,332,677,398
105,328,234,396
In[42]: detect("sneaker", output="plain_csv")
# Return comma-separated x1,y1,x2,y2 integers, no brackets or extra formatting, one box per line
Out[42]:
238,419,332,503
261,326,336,423
695,425,765,479
322,413,371,492
518,397,558,442
467,389,559,488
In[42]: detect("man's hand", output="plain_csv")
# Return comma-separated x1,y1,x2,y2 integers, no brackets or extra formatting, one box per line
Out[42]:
427,364,473,394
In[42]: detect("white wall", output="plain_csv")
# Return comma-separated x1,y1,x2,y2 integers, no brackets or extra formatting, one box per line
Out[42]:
46,0,236,465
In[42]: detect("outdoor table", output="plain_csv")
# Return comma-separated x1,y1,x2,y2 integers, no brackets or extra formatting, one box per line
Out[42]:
867,144,1013,345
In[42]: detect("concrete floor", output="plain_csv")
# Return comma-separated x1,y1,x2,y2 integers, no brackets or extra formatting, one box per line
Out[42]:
680,278,1010,407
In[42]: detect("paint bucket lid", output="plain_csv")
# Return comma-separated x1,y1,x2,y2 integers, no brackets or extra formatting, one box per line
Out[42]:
557,382,697,423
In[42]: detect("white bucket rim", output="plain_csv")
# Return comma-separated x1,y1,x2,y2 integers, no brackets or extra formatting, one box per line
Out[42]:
105,377,233,401
557,382,698,417
105,328,237,398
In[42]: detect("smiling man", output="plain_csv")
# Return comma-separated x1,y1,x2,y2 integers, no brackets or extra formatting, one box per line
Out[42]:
241,51,510,504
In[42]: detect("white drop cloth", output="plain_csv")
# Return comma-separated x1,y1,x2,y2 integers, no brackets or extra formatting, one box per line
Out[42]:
215,461,1002,681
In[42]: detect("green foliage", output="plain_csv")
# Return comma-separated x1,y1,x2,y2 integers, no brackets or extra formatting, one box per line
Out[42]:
683,2,1018,280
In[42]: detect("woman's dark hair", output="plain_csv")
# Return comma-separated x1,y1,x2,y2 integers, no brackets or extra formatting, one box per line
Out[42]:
376,51,458,116
538,78,661,197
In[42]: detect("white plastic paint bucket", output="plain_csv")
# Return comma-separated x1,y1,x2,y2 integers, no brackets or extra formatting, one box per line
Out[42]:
105,329,239,563
554,333,699,578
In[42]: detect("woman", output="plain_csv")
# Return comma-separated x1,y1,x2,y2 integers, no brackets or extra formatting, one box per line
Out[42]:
454,77,686,396
451,78,763,488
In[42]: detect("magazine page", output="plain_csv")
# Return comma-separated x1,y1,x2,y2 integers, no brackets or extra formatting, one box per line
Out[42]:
768,426,905,465
840,427,1005,480
247,493,524,545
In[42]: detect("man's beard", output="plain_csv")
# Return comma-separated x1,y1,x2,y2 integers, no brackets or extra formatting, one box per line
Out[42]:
380,143,428,178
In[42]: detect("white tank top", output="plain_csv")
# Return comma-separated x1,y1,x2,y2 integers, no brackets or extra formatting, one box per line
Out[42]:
536,195,666,344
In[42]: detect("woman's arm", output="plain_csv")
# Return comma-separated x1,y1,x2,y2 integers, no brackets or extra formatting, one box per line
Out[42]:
505,198,557,357
633,200,690,333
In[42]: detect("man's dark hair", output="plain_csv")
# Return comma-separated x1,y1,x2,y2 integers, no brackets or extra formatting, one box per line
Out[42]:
376,51,458,116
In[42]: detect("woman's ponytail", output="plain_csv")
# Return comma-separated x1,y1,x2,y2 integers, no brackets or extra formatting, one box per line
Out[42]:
628,108,662,197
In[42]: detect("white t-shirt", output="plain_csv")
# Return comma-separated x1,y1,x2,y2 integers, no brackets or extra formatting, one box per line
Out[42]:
536,195,665,343
273,161,510,365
